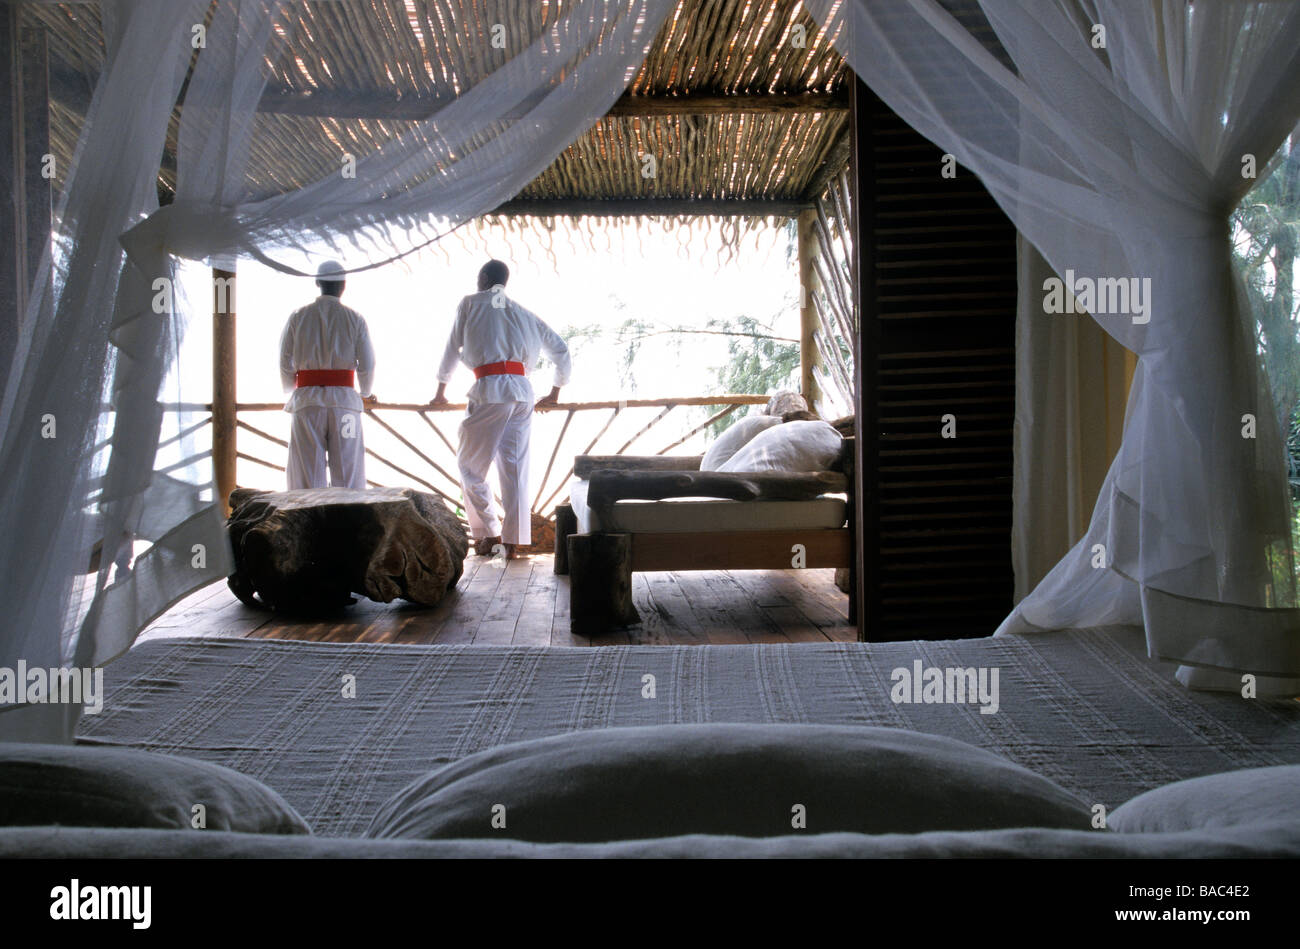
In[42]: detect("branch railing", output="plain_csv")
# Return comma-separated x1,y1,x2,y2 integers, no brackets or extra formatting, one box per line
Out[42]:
226,395,770,529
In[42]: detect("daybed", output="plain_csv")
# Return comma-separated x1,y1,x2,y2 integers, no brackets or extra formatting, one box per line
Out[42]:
556,423,856,636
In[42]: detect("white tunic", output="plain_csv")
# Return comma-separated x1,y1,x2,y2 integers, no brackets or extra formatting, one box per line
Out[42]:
436,289,572,403
279,296,376,412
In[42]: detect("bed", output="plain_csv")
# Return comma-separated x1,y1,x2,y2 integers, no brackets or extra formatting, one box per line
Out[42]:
70,627,1300,840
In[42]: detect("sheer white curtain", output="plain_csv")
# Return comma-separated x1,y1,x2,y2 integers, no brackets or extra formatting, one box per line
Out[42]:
805,0,1300,691
0,0,671,741
1012,237,1129,603
0,0,211,742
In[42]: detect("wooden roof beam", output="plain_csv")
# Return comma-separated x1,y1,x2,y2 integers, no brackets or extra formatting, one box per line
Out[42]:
485,198,811,218
255,89,849,121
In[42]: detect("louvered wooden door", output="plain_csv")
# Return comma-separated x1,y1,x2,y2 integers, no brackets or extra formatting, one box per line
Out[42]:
850,80,1017,641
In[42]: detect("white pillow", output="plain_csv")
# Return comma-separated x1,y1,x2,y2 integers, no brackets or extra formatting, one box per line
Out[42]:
1110,766,1300,832
719,420,842,473
700,415,782,471
364,724,1092,842
0,743,311,833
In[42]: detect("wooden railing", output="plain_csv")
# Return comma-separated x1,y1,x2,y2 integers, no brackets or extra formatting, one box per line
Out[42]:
224,395,770,528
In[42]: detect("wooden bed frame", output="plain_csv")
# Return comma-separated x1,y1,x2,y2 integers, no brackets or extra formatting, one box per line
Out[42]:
555,439,856,636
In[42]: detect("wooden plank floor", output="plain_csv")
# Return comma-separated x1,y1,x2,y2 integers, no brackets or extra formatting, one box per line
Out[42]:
137,554,855,647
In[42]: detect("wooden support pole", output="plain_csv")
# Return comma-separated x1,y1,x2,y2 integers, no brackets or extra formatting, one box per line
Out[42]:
553,504,577,576
797,207,821,409
212,267,237,514
849,77,877,644
0,11,50,394
568,532,639,635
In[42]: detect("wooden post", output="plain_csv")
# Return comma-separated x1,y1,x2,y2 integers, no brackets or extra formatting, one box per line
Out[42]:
849,77,877,645
797,207,821,409
568,532,640,635
212,267,237,514
553,503,577,575
0,11,50,394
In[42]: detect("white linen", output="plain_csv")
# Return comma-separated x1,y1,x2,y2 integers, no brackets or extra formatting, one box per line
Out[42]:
700,415,782,471
278,296,375,413
437,290,571,404
1012,237,1129,603
8,824,1300,859
74,628,1300,838
719,420,843,474
457,400,533,545
804,0,1300,690
285,406,366,491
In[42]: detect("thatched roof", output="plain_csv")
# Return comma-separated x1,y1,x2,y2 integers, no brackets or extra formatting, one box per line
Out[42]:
26,0,852,221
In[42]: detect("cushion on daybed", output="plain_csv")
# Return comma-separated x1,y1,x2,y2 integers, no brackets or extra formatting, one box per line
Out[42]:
566,477,846,534
700,415,783,471
1109,765,1300,833
364,724,1092,843
0,743,311,834
718,420,842,474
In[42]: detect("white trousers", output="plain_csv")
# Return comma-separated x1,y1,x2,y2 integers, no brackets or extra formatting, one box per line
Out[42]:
286,406,366,490
457,400,532,545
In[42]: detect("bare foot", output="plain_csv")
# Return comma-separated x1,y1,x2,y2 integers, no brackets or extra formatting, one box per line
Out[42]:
504,543,518,560
475,535,502,556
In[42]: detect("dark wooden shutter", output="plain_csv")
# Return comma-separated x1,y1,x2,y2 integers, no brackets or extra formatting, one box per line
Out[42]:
851,80,1017,641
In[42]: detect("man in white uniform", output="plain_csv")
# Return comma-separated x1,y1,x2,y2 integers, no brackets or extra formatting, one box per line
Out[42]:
431,260,571,559
279,260,377,489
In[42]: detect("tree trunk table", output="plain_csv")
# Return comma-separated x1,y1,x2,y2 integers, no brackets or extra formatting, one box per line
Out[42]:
226,487,468,613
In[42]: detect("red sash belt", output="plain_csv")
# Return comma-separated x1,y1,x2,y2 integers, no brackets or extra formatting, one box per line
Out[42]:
473,360,526,379
295,369,355,387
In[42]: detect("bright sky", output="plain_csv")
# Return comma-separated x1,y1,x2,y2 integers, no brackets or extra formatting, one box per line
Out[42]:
168,218,802,499
175,218,798,404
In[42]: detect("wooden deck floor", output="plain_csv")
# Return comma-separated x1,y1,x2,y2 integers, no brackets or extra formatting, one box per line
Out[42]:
138,554,855,647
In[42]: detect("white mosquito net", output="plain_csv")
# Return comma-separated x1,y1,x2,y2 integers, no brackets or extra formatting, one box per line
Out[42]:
2,0,1298,742
803,0,1300,693
0,0,670,740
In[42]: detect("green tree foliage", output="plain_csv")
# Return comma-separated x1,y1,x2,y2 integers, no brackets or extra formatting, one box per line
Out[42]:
560,306,800,441
1232,135,1300,497
707,314,800,437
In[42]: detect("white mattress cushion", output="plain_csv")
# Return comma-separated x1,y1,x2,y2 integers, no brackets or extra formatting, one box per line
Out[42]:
719,419,842,473
700,415,782,471
569,477,845,533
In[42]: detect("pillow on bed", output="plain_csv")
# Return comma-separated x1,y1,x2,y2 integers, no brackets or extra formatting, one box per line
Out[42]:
364,724,1091,842
0,743,311,834
718,419,842,473
1110,765,1300,833
700,415,782,471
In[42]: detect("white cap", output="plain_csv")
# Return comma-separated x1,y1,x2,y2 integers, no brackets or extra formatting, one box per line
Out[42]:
315,260,345,281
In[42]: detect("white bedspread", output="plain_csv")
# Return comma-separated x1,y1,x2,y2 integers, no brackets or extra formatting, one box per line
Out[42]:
75,627,1300,838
